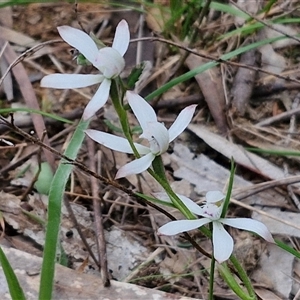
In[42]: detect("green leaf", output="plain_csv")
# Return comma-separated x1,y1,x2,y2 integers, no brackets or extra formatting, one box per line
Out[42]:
208,1,250,19
246,147,300,157
38,119,90,300
134,192,175,208
0,108,73,124
146,34,295,101
276,239,300,259
219,18,300,40
34,162,54,195
0,246,26,300
152,156,169,183
221,159,235,218
76,53,92,66
127,63,145,90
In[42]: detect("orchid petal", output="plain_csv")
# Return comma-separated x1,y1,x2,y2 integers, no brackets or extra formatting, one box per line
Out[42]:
112,19,130,56
221,218,274,243
126,91,157,130
176,195,204,216
199,203,223,220
94,47,125,78
153,193,205,216
142,122,169,154
172,195,205,215
57,26,98,64
115,152,154,179
206,191,225,203
85,129,150,154
41,74,104,89
158,219,211,236
83,78,111,120
168,104,197,142
212,222,234,263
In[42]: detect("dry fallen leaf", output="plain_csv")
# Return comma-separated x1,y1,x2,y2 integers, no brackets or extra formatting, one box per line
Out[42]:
0,246,194,300
231,46,260,116
185,55,228,134
188,124,300,184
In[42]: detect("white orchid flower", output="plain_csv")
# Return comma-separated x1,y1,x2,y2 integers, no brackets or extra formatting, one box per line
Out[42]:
158,191,274,264
41,20,130,120
85,91,197,179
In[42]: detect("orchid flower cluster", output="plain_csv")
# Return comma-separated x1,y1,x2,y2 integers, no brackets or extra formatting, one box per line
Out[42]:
41,19,274,272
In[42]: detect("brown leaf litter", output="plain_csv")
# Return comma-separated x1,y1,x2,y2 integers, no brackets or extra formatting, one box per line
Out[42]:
1,1,300,299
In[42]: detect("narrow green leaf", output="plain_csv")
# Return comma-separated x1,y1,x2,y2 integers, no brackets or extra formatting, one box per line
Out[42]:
0,246,26,300
208,1,250,19
146,34,293,101
0,108,73,124
219,18,300,40
127,63,145,90
134,192,175,208
38,119,90,300
246,147,300,156
221,159,235,218
276,239,300,259
218,262,255,300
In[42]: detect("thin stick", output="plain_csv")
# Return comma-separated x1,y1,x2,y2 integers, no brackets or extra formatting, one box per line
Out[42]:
230,198,300,232
131,36,300,86
87,137,110,287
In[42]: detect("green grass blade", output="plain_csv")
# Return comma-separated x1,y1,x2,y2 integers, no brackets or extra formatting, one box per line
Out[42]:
247,147,300,156
0,246,26,300
208,1,250,19
0,108,73,124
220,17,300,40
0,0,60,8
146,34,294,101
134,192,175,208
221,159,235,218
276,239,300,259
38,119,89,300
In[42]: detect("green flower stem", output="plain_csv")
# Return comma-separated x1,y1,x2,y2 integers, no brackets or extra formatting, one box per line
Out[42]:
148,156,195,219
38,119,90,300
147,157,210,237
208,222,215,300
229,255,256,298
146,161,210,239
221,158,235,218
110,79,140,158
218,160,256,298
218,262,256,300
209,255,215,300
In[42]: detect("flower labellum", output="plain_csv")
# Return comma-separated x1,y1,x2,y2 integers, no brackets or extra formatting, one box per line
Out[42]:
41,20,130,120
158,191,275,263
85,91,197,178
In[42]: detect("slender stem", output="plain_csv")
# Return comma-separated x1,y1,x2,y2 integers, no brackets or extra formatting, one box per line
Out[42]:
208,223,215,300
218,262,256,300
221,158,235,218
110,80,140,158
230,255,256,299
209,258,215,300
